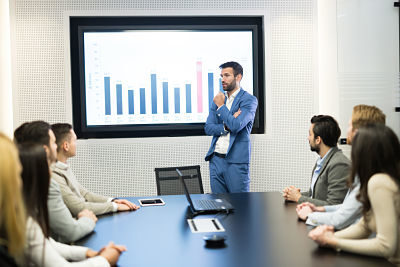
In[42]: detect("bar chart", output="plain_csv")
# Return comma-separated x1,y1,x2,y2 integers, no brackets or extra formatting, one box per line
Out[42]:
102,62,222,117
84,30,253,126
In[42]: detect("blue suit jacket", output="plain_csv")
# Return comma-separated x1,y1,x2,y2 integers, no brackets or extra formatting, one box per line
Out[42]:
204,89,258,163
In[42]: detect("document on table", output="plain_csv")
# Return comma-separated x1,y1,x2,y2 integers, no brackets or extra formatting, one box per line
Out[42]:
187,218,225,233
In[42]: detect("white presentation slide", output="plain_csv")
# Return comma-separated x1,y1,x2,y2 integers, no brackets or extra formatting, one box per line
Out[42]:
84,30,254,126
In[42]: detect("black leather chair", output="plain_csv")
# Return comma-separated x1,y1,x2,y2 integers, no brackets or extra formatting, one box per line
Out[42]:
154,165,204,195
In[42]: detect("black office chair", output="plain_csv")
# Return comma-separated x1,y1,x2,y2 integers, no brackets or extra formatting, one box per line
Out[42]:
154,165,204,195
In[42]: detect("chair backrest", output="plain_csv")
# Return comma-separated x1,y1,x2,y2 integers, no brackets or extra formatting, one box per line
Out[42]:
154,165,204,195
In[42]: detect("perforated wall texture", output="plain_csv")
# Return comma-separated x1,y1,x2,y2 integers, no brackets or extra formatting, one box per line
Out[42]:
12,0,319,197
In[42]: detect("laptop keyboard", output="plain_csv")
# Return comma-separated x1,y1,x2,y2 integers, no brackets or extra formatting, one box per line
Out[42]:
195,199,221,210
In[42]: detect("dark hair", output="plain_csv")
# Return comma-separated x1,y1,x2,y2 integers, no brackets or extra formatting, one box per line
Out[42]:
350,124,400,218
51,123,73,152
219,61,243,77
14,121,51,147
18,143,50,238
310,115,341,147
13,122,29,145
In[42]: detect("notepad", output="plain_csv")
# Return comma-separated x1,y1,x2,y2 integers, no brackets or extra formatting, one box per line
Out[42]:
187,218,225,233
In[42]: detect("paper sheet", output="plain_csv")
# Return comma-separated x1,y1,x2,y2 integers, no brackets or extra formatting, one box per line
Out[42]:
187,218,225,233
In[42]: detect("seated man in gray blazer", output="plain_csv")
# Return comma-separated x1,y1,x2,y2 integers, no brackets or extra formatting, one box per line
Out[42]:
283,115,350,206
14,121,97,243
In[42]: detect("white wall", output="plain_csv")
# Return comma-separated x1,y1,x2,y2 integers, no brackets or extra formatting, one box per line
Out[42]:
11,0,319,197
0,0,13,137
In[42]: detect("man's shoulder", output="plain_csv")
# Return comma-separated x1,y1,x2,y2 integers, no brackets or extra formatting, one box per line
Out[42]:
239,90,258,106
329,147,351,165
240,89,256,99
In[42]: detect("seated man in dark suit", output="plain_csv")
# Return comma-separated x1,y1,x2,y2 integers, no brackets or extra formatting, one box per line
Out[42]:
282,115,350,206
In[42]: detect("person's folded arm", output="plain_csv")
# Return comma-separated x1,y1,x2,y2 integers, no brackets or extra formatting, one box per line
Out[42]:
204,104,227,137
308,185,362,229
217,97,257,134
307,199,362,230
79,183,109,203
334,174,398,258
324,204,341,212
48,180,95,243
54,175,114,216
26,218,108,267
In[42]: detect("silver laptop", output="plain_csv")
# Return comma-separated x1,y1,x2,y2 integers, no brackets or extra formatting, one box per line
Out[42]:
176,169,234,214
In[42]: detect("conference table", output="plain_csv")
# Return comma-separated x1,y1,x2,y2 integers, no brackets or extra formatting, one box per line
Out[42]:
78,192,394,267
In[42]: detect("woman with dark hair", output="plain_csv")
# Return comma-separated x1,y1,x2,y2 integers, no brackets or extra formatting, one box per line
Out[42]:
309,124,400,265
16,143,126,267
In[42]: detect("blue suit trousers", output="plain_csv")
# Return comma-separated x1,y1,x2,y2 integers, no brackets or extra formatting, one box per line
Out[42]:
209,155,250,193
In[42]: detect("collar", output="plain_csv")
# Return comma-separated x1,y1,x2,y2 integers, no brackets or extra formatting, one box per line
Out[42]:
54,160,69,170
225,87,241,100
317,147,333,166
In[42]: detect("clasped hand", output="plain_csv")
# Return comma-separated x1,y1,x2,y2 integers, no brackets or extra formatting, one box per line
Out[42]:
282,186,301,202
86,241,127,266
296,202,326,220
113,199,140,212
308,225,337,248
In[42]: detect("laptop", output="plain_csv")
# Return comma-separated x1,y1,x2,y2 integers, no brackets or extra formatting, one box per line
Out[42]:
176,168,234,214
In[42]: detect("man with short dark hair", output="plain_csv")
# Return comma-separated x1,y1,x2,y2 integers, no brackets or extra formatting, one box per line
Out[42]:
14,121,97,243
282,115,350,205
296,105,386,229
14,120,57,164
205,61,258,193
51,123,139,216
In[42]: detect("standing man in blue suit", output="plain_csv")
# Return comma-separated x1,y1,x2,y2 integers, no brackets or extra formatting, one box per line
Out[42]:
205,61,258,193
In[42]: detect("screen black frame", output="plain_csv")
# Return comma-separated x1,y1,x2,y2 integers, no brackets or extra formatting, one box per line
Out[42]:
70,16,265,138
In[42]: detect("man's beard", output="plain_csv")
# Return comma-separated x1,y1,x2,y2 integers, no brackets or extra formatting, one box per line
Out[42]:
310,144,320,154
223,80,236,92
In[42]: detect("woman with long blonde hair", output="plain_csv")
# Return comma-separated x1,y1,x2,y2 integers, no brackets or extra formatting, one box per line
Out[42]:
0,133,26,266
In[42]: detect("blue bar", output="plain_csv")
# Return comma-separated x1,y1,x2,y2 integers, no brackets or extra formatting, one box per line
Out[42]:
185,84,192,113
174,87,180,113
128,90,134,115
208,73,214,109
104,77,111,115
151,74,157,114
163,82,169,114
116,84,122,115
140,88,146,114
219,78,224,92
